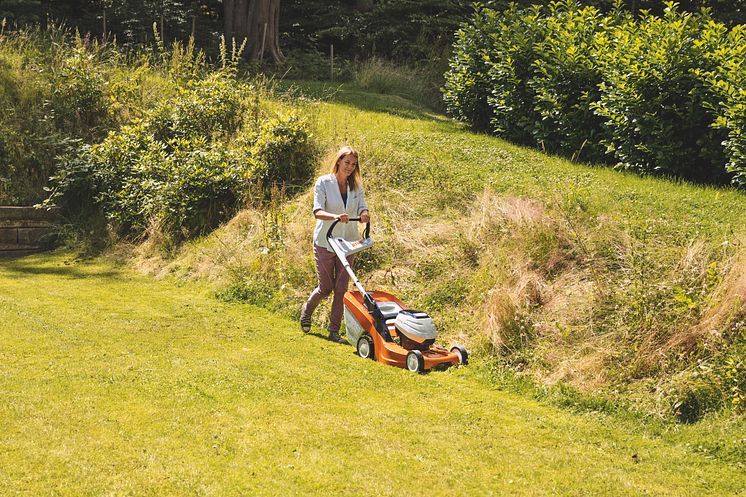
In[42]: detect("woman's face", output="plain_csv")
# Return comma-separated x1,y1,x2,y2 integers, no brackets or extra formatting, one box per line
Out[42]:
337,154,358,178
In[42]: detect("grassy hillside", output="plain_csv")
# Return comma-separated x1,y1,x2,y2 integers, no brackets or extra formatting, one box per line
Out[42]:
2,26,742,422
1,253,744,496
143,80,746,422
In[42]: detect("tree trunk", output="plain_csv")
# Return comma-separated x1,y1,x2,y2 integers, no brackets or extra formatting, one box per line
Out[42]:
224,0,234,42
40,0,50,30
223,0,284,63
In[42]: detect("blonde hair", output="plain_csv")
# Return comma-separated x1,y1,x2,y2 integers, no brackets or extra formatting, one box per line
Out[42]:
330,146,362,191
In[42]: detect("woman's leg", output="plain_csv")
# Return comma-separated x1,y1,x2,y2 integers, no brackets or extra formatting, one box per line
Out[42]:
301,246,337,326
328,255,354,334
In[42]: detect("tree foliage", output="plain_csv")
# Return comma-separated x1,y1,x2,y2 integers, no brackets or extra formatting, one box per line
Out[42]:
443,1,746,186
1,0,222,47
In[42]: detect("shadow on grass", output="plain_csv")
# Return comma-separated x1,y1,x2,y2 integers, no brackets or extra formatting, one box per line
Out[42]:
277,80,445,122
0,254,123,280
305,328,348,343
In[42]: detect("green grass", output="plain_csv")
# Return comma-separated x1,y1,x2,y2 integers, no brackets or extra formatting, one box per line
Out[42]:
140,79,746,423
269,81,746,416
282,80,746,232
1,252,745,496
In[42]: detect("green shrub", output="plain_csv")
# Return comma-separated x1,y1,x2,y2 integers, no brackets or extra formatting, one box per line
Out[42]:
699,23,746,186
245,114,316,186
443,2,746,185
485,5,545,146
592,5,728,182
49,42,110,140
529,2,610,162
442,6,499,132
47,69,316,242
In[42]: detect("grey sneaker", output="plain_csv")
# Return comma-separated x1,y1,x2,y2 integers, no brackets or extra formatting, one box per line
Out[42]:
328,331,345,344
300,308,311,333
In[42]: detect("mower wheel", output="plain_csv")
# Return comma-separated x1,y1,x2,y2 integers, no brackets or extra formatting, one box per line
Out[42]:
357,335,374,360
406,350,424,373
450,345,469,366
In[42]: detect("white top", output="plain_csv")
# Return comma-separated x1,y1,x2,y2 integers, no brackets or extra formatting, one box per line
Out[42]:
312,174,368,251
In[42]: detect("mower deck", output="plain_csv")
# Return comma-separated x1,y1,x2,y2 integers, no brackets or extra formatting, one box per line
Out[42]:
343,290,462,371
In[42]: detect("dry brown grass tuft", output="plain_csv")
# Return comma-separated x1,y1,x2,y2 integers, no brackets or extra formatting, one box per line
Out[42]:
188,210,263,281
543,345,612,391
495,197,547,226
128,209,265,283
364,267,417,293
470,189,547,235
679,240,709,276
483,289,521,352
664,242,746,354
472,189,619,385
482,264,546,353
131,217,173,277
523,268,607,388
538,269,596,335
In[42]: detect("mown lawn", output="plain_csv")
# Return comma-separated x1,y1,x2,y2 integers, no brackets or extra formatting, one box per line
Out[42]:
1,253,744,496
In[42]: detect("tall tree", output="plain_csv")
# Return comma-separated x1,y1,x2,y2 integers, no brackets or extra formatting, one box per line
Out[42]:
223,0,283,63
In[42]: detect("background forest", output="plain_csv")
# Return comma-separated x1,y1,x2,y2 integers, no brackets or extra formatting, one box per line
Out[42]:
2,0,744,61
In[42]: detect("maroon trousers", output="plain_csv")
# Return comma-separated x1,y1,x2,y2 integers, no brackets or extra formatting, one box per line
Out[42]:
302,245,354,333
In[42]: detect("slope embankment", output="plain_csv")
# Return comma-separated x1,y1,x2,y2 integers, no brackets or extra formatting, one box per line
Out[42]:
136,82,746,424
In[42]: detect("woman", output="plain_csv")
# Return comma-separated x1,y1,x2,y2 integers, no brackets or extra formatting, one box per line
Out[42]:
300,146,370,343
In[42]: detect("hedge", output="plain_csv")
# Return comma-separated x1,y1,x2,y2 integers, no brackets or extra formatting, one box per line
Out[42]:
444,1,746,186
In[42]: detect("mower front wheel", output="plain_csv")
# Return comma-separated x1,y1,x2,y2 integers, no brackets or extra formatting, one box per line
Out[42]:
450,345,469,366
357,335,375,360
406,350,424,373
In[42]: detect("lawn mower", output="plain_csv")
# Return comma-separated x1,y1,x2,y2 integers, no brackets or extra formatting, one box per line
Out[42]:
326,217,468,373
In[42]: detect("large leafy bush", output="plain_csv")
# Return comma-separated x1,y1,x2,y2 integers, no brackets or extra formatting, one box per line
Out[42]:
529,2,610,162
443,1,745,186
48,69,316,241
442,6,499,132
484,5,545,146
592,5,728,182
699,24,746,186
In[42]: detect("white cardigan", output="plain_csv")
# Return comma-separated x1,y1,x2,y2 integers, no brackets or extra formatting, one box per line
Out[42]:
312,174,368,251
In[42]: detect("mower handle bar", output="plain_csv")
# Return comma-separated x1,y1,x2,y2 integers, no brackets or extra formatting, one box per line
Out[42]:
326,217,370,241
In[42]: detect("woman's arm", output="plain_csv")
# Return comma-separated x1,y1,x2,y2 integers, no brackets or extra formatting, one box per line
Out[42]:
314,209,349,223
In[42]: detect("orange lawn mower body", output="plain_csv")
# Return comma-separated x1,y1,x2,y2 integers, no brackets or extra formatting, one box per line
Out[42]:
326,218,468,373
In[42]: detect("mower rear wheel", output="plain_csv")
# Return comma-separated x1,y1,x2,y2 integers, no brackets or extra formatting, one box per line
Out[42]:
406,350,424,373
357,335,374,360
450,345,469,366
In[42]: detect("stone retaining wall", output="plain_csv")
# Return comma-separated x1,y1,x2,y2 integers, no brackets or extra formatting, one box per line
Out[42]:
0,207,58,257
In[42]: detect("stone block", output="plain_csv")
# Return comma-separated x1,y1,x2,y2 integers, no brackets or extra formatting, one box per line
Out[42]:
0,228,18,244
0,219,54,228
0,206,58,221
17,227,51,245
